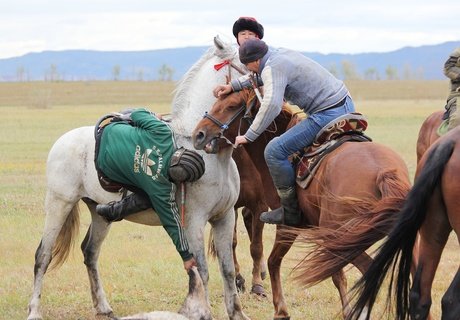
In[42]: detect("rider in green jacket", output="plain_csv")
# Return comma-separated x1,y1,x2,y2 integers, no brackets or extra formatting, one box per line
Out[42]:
95,108,205,270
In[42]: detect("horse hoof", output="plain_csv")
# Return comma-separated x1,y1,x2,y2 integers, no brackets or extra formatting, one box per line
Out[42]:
250,284,267,298
235,273,246,293
274,317,290,320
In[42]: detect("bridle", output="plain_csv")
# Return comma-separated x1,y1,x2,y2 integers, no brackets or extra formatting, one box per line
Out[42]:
204,58,263,148
202,90,258,149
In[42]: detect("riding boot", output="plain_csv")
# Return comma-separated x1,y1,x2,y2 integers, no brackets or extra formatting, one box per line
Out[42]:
96,193,151,222
260,187,301,226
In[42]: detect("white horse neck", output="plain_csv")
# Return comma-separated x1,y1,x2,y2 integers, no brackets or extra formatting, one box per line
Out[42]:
169,39,243,137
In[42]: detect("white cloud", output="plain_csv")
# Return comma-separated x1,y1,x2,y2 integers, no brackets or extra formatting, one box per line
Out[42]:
0,0,458,59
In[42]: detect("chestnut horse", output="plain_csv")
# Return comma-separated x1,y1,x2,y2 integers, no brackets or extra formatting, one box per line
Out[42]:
192,88,412,319
416,110,444,163
347,127,460,320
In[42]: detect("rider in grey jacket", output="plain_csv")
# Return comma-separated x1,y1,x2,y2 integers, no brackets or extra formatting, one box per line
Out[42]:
213,39,355,226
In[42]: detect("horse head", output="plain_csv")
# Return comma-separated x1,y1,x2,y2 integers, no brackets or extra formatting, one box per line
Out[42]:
170,35,245,137
192,88,257,153
192,88,299,153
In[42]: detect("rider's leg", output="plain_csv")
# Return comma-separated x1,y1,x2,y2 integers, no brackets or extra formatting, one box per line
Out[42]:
260,97,355,226
96,192,151,222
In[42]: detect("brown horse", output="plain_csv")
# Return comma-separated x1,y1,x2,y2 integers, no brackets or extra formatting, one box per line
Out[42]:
203,89,294,298
232,147,270,295
347,127,460,320
192,88,412,319
416,110,444,163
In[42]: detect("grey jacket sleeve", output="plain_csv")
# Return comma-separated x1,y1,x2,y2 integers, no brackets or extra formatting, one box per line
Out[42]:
230,73,263,92
244,65,286,142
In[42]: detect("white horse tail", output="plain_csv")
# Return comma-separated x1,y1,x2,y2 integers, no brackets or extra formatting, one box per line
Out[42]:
49,204,80,270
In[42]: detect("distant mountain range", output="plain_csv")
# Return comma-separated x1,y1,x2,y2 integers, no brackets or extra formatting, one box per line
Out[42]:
1,41,459,81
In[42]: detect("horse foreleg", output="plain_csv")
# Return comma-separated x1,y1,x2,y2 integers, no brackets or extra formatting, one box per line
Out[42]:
185,219,210,302
244,205,267,297
232,208,246,293
211,210,250,320
268,227,297,320
81,202,113,317
28,196,78,320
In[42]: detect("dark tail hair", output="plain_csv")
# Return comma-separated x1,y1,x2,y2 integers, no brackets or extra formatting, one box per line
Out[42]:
348,139,456,320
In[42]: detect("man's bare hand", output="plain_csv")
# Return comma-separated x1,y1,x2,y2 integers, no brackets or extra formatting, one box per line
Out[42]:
184,257,197,271
213,84,232,98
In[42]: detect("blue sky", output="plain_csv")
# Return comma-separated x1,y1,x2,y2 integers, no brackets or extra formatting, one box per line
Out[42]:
0,0,458,59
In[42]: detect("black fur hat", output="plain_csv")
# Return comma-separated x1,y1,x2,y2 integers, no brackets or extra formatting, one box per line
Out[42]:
239,39,268,64
232,17,264,43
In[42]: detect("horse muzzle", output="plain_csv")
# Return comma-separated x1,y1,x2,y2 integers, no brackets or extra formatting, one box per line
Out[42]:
192,130,220,154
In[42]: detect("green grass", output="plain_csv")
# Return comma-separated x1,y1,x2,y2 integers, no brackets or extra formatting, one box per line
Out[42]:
0,81,458,319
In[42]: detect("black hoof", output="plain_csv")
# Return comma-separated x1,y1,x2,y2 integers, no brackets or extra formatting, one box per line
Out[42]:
235,273,246,293
250,284,267,298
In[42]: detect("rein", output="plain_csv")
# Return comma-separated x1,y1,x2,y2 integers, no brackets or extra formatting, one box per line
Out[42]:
202,91,258,148
203,106,247,148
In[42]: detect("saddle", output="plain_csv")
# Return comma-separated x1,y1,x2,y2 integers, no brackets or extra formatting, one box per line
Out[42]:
295,112,372,189
94,113,129,193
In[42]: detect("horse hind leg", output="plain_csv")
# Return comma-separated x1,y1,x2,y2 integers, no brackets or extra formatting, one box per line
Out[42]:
80,198,113,316
441,266,460,320
28,194,80,320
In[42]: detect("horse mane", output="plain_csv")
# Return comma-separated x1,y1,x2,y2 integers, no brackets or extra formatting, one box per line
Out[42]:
172,40,238,115
172,46,216,112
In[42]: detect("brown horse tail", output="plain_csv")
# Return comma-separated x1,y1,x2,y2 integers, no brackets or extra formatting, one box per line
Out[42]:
49,204,81,270
348,139,456,320
290,169,410,289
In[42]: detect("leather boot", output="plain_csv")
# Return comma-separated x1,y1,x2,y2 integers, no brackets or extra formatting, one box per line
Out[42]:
96,193,151,222
260,187,301,226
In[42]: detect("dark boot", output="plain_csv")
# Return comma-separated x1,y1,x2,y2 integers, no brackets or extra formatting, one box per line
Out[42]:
96,193,151,222
260,187,301,226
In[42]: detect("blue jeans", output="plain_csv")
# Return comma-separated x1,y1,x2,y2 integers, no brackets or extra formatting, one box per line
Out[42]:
264,96,356,189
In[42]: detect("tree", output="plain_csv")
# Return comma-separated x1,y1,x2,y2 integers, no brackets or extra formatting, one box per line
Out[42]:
158,64,175,81
45,64,59,82
385,65,398,80
112,65,121,81
16,66,26,82
364,67,379,80
341,60,359,80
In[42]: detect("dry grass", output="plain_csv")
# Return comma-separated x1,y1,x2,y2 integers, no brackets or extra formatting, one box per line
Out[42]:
0,80,457,319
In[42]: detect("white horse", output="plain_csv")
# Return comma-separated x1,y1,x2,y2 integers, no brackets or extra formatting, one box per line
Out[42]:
27,37,250,320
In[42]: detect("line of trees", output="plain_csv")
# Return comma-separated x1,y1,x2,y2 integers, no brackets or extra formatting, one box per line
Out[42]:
9,61,425,82
327,60,425,80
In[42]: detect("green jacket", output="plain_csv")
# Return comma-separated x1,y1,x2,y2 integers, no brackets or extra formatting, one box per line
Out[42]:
96,108,192,261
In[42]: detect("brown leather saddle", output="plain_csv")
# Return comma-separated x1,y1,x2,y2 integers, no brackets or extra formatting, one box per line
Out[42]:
94,114,128,193
295,112,371,189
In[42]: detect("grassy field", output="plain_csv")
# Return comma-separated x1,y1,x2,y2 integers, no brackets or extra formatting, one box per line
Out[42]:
0,80,458,320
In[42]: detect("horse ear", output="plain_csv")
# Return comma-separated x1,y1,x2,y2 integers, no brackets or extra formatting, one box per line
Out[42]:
214,35,224,50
